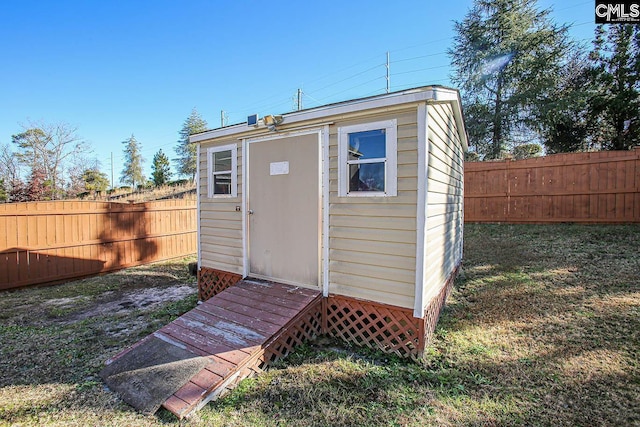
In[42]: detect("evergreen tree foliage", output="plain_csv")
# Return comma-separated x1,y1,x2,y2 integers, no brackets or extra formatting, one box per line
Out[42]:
9,179,28,202
535,52,594,153
0,178,7,202
449,0,571,159
464,151,480,162
120,134,145,189
11,128,48,170
82,169,110,194
175,108,208,180
588,25,640,150
512,143,542,159
66,155,98,198
151,149,172,186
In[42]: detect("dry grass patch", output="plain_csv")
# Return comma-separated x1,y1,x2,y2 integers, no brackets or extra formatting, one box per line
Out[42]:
432,224,640,426
0,257,198,427
1,225,638,426
202,224,638,426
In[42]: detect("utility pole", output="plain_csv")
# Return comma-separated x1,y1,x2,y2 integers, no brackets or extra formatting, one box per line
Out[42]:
297,88,303,111
110,152,114,190
386,51,390,94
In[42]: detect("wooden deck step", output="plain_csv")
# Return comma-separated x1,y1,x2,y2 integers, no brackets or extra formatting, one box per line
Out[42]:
108,278,322,419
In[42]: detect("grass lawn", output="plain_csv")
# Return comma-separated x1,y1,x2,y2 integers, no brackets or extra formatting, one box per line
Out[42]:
0,224,638,426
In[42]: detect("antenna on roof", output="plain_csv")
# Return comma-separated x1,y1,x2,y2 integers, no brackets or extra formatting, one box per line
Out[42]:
386,51,390,93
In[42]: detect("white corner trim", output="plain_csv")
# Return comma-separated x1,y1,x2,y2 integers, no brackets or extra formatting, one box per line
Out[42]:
414,103,428,318
460,158,465,264
241,139,248,278
322,125,330,297
196,144,202,271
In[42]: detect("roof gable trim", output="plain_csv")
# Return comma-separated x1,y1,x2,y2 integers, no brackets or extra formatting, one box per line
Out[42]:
190,86,465,145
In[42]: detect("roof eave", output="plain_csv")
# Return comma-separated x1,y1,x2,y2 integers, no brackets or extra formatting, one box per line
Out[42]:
189,86,467,150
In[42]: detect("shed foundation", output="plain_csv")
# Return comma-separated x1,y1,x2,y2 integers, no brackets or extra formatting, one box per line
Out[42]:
198,265,460,360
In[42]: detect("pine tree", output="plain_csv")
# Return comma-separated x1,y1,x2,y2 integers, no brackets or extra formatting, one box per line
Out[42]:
512,143,542,159
175,108,208,180
588,25,640,150
0,178,7,202
82,169,110,194
120,134,145,189
151,149,172,186
8,179,28,202
449,0,571,159
536,52,594,153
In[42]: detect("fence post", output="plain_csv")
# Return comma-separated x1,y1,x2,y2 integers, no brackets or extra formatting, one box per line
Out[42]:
635,147,640,220
505,159,511,223
635,147,640,192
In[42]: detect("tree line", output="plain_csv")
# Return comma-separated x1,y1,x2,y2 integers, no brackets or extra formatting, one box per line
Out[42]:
2,0,638,201
451,0,639,161
0,109,207,202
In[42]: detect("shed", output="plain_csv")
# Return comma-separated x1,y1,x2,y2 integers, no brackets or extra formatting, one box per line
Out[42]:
190,86,467,359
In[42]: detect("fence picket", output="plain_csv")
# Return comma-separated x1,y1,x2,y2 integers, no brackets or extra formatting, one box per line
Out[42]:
465,148,640,223
0,199,197,290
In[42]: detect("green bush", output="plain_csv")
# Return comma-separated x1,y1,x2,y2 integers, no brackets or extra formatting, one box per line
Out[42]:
513,143,542,160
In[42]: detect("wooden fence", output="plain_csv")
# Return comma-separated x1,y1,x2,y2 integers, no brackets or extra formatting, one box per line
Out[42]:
464,148,640,223
0,199,197,290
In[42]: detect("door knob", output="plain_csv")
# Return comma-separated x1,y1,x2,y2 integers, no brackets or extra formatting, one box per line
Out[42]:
248,210,254,215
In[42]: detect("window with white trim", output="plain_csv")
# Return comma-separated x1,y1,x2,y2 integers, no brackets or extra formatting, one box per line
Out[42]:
338,119,397,197
207,144,237,198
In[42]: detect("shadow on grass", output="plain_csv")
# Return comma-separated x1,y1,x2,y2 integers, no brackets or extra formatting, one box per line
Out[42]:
0,258,198,426
2,224,639,426
204,224,639,427
429,223,640,426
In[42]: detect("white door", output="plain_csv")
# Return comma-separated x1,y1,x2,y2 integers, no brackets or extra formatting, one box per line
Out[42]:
247,132,320,288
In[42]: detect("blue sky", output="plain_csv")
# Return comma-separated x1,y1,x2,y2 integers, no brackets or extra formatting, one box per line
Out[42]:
0,1,595,183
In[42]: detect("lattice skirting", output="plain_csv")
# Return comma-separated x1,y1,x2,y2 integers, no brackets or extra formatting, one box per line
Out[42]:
197,267,242,301
325,296,423,359
264,297,323,365
325,265,460,360
197,266,459,359
421,265,459,349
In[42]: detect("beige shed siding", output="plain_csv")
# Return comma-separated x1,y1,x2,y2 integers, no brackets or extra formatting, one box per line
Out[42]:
328,109,418,309
198,140,244,275
423,103,464,304
194,94,465,314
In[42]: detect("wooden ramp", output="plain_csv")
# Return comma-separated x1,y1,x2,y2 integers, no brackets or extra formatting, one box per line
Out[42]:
106,279,322,419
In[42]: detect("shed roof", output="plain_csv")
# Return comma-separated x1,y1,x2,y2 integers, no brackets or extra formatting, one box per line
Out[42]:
190,86,468,151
